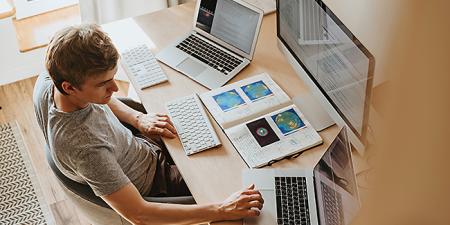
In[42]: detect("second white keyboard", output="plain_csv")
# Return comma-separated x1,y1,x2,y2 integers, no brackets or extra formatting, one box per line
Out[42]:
166,94,221,155
121,44,168,89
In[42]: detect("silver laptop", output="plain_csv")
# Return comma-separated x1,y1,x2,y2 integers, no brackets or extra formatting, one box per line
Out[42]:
156,0,264,89
242,126,360,225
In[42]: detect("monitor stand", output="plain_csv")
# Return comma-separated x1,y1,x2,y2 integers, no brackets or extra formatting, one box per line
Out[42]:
293,92,335,131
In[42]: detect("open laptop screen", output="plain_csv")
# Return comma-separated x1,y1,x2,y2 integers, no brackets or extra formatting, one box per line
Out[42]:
313,127,359,225
196,0,260,55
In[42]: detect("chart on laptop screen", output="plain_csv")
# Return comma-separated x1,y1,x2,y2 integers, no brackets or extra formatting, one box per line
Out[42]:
196,0,260,54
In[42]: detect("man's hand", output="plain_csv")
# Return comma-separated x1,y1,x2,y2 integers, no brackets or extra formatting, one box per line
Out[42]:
136,112,177,138
103,183,263,225
218,184,264,221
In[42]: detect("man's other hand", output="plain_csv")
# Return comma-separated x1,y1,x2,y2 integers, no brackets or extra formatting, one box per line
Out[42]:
136,113,177,138
218,184,264,221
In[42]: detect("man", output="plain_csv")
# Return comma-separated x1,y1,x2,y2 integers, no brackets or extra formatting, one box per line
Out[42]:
33,24,263,225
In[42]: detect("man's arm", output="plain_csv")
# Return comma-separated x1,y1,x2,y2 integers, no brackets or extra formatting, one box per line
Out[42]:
102,183,264,225
107,97,177,138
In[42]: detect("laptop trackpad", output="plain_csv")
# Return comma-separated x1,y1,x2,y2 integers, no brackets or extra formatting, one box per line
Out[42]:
176,58,206,77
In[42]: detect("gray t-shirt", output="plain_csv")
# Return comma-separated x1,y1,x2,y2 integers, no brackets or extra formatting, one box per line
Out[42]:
33,72,158,196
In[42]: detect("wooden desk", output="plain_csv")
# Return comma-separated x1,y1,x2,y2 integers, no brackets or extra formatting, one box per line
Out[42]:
128,2,340,224
12,4,81,52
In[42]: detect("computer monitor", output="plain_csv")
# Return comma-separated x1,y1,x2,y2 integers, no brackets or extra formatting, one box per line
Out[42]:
276,0,375,153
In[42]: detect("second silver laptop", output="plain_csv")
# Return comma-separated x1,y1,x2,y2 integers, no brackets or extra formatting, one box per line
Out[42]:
156,0,264,89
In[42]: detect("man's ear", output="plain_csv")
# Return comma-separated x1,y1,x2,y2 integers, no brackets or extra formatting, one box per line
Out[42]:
61,81,78,95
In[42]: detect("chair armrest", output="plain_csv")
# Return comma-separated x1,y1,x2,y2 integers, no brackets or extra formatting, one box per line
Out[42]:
144,196,196,205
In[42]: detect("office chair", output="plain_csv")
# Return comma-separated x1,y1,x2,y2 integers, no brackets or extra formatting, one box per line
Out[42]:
45,146,195,225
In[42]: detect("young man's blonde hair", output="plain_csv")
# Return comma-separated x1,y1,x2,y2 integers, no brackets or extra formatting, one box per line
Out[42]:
46,24,119,95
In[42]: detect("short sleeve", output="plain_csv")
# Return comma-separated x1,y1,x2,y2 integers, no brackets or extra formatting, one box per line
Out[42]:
33,72,53,142
75,147,130,196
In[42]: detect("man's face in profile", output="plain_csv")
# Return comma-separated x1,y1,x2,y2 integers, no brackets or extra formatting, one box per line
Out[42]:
73,66,119,104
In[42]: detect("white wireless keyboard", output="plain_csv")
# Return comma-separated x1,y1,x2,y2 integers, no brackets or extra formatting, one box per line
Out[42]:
166,94,221,155
121,44,168,89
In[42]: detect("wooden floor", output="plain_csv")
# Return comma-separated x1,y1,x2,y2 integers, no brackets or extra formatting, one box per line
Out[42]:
0,76,129,225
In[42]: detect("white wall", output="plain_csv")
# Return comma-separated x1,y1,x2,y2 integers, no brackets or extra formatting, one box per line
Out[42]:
0,18,46,85
322,0,402,85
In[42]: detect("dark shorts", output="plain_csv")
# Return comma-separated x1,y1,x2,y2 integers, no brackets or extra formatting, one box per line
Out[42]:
117,98,191,197
149,147,191,197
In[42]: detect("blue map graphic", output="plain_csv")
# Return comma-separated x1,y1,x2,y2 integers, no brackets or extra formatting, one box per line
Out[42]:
213,89,246,111
271,108,305,135
241,80,273,101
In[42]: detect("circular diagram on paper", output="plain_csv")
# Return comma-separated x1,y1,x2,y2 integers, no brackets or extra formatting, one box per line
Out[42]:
272,108,305,134
256,127,269,136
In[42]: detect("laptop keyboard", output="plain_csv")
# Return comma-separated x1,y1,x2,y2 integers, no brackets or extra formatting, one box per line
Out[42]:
321,182,344,225
176,34,243,75
275,177,311,225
